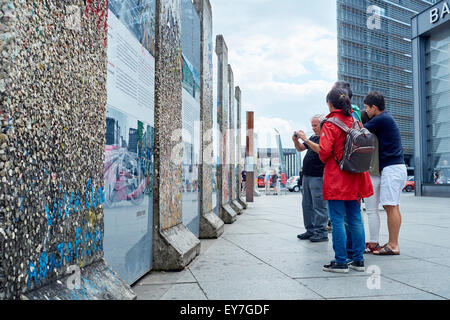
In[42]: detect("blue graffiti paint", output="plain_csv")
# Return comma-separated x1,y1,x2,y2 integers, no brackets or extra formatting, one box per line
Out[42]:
66,191,73,218
56,243,65,268
75,227,83,260
28,261,38,286
81,276,104,295
63,192,69,218
43,179,105,226
74,191,82,214
66,242,73,263
39,252,48,280
46,197,59,226
57,199,62,220
48,253,57,273
75,286,90,300
70,290,81,300
45,205,52,226
97,186,103,205
27,225,103,287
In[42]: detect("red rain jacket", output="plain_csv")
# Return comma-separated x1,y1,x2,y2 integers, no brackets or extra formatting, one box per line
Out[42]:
319,109,374,201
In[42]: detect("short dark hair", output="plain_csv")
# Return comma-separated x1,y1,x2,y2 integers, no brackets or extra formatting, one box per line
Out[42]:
326,88,352,116
334,81,353,99
361,110,370,124
363,91,385,111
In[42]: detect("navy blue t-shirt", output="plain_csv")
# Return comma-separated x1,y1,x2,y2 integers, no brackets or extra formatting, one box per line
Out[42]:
363,111,404,172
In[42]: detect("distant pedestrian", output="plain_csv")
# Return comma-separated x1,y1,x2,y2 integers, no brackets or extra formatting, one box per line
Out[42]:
363,91,407,256
437,159,449,184
272,169,278,195
264,170,271,194
320,88,373,273
241,170,246,193
361,110,382,253
292,114,329,243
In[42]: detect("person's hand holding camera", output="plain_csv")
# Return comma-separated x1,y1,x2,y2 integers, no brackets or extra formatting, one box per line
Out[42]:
297,130,308,142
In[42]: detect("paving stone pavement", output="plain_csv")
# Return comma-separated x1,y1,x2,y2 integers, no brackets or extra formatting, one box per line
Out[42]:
132,191,450,300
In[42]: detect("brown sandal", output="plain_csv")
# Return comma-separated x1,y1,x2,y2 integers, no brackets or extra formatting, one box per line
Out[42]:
373,244,400,256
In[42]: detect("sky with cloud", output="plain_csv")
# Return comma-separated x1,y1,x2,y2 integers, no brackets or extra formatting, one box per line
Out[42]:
210,0,338,149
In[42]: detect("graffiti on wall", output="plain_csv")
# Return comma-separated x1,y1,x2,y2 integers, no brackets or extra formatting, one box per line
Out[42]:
0,0,108,298
28,224,103,287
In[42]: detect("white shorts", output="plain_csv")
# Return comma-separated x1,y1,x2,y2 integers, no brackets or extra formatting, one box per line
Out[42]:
380,164,407,206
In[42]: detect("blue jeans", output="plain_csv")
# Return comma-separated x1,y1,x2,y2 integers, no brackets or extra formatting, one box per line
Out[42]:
328,200,365,264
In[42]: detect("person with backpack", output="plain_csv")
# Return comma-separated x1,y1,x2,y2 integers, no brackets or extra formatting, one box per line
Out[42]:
363,91,407,256
330,81,363,258
319,88,373,273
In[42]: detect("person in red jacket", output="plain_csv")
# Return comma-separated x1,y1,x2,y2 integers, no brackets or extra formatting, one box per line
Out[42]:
319,88,374,273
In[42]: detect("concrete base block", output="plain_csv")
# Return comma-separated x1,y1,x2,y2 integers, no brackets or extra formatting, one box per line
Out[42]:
220,203,237,224
199,211,225,239
23,260,136,300
231,200,243,215
254,189,262,197
153,224,201,271
238,197,247,209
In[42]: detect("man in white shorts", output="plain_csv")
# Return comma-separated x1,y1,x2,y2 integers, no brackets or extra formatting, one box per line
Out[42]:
363,92,407,255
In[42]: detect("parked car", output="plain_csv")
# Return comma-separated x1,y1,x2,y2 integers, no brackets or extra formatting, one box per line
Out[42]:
403,176,415,192
287,176,300,192
257,174,273,188
257,172,287,188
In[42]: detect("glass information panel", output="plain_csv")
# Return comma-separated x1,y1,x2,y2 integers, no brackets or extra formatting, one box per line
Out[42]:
212,58,219,215
181,0,201,236
235,96,240,198
103,0,156,284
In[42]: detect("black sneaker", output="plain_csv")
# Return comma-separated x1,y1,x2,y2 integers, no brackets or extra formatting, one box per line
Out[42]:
309,235,328,242
323,261,349,273
297,232,312,240
348,260,365,272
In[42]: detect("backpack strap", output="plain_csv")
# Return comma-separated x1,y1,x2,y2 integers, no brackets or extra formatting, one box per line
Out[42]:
324,117,350,168
325,117,351,133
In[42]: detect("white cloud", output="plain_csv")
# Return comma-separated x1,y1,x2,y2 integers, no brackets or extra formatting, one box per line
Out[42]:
211,0,338,148
227,22,337,94
252,116,295,148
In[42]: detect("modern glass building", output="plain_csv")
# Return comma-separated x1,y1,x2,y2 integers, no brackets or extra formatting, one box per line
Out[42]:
412,0,450,197
337,0,438,169
257,148,301,178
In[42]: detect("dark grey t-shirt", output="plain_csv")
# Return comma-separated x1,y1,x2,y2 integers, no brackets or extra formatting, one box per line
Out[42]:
302,135,324,177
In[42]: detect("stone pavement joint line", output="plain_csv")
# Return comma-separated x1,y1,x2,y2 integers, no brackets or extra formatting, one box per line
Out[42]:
133,192,450,300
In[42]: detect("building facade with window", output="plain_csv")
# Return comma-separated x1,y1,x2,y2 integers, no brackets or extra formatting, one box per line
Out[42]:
337,0,438,170
412,0,450,196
